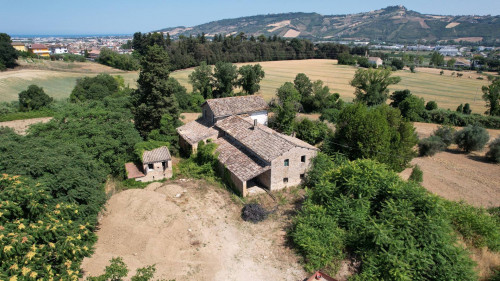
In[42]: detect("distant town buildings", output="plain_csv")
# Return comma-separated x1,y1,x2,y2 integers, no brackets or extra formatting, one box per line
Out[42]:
368,57,383,67
49,45,68,55
28,44,50,57
11,42,27,52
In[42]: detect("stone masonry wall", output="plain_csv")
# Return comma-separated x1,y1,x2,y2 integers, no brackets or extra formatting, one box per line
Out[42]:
269,147,317,191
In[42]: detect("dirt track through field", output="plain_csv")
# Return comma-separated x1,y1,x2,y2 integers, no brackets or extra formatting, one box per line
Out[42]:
81,181,305,281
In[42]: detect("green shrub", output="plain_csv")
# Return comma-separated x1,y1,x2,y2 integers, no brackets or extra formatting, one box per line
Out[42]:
454,125,490,152
294,118,330,145
291,159,478,280
291,203,345,273
18,84,53,112
398,95,425,121
433,125,456,147
409,165,423,183
87,257,163,281
324,103,417,172
422,109,500,129
443,201,500,251
486,137,500,163
177,141,218,180
418,136,446,156
425,100,438,110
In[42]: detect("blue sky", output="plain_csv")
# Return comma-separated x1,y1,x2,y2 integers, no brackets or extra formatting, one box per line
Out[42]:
1,0,499,35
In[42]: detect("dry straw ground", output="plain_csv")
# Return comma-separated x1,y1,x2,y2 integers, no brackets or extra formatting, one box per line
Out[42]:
1,59,491,114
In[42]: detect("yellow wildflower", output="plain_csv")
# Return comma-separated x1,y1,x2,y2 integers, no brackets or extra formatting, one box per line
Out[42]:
29,272,37,278
48,242,55,248
26,251,36,260
55,204,60,209
18,223,25,230
4,245,13,253
10,263,18,270
79,225,85,230
21,267,31,276
9,276,17,281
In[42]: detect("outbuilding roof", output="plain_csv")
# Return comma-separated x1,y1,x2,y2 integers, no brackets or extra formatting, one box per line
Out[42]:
176,119,219,145
142,146,171,164
203,95,268,118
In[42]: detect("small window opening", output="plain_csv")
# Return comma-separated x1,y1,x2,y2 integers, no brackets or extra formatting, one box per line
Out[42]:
301,155,306,162
283,178,288,183
284,159,289,167
300,174,305,179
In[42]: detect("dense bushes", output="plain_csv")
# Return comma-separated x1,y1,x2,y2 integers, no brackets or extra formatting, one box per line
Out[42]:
0,175,97,280
294,118,330,145
177,141,218,180
454,125,490,152
409,165,423,183
97,48,139,71
422,109,500,129
324,103,417,172
418,135,446,156
291,159,478,280
18,84,53,112
70,74,123,102
433,125,456,147
486,137,500,163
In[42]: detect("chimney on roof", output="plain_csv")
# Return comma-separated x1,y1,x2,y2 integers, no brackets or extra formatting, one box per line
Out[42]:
253,119,258,129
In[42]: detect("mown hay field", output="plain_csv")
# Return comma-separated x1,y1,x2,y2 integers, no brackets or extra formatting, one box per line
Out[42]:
1,59,490,113
171,59,490,114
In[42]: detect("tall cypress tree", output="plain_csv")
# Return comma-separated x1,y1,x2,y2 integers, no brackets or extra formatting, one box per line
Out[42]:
132,45,180,138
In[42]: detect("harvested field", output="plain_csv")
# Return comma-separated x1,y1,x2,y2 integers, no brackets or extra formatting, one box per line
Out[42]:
400,122,500,208
170,59,490,113
0,59,138,102
0,117,52,135
81,180,305,280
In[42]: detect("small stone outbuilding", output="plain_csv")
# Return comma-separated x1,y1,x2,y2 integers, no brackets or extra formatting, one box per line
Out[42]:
125,146,173,182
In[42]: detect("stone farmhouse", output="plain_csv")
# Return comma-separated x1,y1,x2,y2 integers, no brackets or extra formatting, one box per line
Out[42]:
177,95,319,196
125,146,173,182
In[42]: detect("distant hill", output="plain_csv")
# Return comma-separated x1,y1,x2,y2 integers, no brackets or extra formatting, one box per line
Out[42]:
156,6,500,43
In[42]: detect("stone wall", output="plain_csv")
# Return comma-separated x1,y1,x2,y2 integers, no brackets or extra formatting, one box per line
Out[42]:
269,147,317,191
137,160,173,182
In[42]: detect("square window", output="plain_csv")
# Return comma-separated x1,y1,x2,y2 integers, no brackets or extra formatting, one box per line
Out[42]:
300,174,305,179
283,178,288,183
148,163,154,170
284,159,289,166
301,155,306,162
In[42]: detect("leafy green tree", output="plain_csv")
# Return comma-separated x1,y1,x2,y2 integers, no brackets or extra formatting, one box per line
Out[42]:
70,74,121,102
325,103,417,171
426,100,438,110
454,125,490,152
97,48,139,71
237,64,265,95
482,79,500,116
188,61,213,99
398,95,425,121
447,58,457,68
351,68,401,106
294,118,330,145
131,45,180,138
430,52,445,66
391,58,404,70
389,89,412,108
212,61,238,98
486,137,500,163
0,33,18,69
463,103,472,115
272,82,301,134
18,84,53,111
293,73,313,100
456,104,464,113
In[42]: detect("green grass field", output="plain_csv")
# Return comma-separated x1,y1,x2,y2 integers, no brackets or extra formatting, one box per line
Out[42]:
1,59,490,114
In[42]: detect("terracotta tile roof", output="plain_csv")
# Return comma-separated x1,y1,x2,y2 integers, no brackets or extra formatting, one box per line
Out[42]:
30,44,48,49
215,115,318,163
142,146,171,164
125,162,145,179
204,95,268,118
177,119,219,145
214,137,270,181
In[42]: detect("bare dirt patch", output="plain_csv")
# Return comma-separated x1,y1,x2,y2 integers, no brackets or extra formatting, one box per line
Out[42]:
400,122,500,208
455,37,483,43
0,117,52,135
446,22,460,28
81,180,305,280
283,29,301,38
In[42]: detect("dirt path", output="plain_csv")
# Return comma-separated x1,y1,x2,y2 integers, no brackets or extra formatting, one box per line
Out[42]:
0,117,52,135
400,123,500,208
81,181,305,281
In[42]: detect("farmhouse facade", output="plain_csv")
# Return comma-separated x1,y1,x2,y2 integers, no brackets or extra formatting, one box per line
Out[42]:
177,95,318,196
28,44,50,57
368,57,383,67
125,146,173,182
